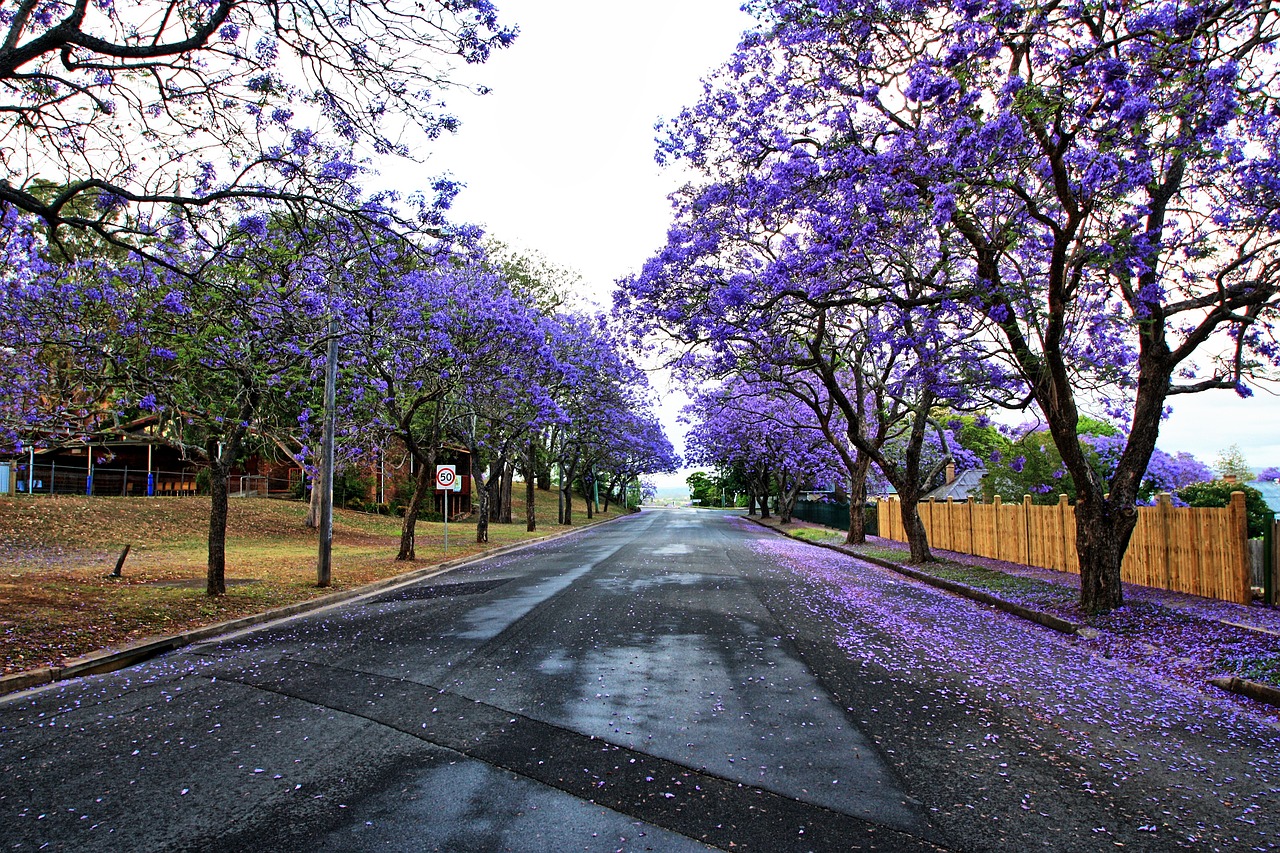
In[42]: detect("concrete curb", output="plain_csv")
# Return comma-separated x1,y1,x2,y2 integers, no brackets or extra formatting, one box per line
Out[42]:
745,517,1280,710
0,512,633,699
1209,676,1280,707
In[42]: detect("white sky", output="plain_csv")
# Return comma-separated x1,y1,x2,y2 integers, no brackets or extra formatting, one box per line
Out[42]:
386,0,1280,485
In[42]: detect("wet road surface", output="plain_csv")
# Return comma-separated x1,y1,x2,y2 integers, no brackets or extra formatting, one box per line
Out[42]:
3,508,1277,851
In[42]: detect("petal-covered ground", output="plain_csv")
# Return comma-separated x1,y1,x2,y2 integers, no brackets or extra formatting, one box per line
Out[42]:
743,522,1280,851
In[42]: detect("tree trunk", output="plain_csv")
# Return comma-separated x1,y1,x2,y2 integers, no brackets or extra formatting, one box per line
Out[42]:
895,483,933,564
777,469,802,524
205,430,243,596
397,462,433,561
747,492,757,516
1074,494,1135,612
206,455,231,596
844,456,872,545
305,465,321,529
474,455,490,544
557,462,565,524
846,499,866,544
527,438,537,532
499,460,514,523
758,486,771,519
585,471,594,520
487,457,503,522
558,459,577,525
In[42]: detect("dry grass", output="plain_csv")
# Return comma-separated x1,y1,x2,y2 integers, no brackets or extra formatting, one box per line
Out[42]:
0,486,623,674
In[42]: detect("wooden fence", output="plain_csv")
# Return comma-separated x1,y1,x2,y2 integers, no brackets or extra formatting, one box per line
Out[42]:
877,492,1251,604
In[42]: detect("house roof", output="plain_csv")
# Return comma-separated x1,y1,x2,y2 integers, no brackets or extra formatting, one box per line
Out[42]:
1251,480,1280,514
923,468,986,502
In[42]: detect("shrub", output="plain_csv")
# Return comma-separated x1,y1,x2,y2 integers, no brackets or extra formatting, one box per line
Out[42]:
1175,481,1271,538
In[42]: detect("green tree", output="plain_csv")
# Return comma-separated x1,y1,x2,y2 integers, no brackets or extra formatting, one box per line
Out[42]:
686,471,720,506
985,418,1118,504
1214,444,1256,482
1176,481,1270,538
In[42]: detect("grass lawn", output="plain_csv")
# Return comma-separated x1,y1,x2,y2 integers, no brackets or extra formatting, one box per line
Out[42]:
0,486,622,675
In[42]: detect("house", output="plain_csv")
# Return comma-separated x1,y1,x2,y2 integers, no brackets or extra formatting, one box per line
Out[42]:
353,438,473,516
3,416,474,515
923,463,987,502
5,415,302,497
1251,478,1280,515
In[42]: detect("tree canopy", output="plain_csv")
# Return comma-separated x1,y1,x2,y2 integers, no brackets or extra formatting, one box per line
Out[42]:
618,0,1280,611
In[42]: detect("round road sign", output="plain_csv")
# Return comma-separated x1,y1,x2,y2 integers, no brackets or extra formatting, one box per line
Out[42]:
436,465,457,489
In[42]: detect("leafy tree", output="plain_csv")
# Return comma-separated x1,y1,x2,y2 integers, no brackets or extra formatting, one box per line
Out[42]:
1176,481,1271,538
342,261,553,558
985,419,1118,504
1141,450,1215,499
684,377,841,522
639,0,1280,611
1215,444,1256,482
685,472,720,506
12,213,334,594
1,0,515,255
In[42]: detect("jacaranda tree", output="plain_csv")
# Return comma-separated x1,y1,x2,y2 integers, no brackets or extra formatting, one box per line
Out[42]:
1,0,515,251
684,377,841,524
636,0,1280,611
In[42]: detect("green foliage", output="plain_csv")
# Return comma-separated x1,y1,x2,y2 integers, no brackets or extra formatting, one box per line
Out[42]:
1213,444,1255,482
483,240,580,314
333,466,373,508
1175,480,1271,538
948,413,1009,466
983,419,1117,504
686,471,721,506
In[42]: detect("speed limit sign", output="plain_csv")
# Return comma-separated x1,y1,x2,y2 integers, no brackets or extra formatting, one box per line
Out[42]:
435,465,457,490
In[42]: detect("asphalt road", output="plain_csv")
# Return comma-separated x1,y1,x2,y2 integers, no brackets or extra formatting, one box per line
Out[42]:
2,508,1278,852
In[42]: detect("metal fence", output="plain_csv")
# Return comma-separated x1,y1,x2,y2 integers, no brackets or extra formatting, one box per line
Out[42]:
10,463,296,498
791,500,878,536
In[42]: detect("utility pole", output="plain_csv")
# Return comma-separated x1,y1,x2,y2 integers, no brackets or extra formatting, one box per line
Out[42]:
317,317,338,588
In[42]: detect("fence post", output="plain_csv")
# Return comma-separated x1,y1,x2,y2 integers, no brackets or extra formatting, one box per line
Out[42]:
1157,492,1173,593
1057,494,1070,573
1229,491,1249,604
1263,512,1275,607
1022,494,1032,566
967,496,975,556
946,495,955,553
992,494,1001,559
926,496,936,547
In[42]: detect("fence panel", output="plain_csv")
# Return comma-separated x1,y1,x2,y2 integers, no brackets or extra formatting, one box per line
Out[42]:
793,500,881,535
876,493,1250,604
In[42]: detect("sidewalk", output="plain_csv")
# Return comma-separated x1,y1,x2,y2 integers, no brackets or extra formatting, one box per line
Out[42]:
745,514,1280,713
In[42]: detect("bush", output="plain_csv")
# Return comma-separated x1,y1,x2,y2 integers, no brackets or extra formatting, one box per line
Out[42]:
1175,480,1271,538
392,504,442,522
333,467,373,508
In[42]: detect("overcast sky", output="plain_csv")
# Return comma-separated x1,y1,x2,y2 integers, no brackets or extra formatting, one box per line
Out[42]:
394,0,1280,485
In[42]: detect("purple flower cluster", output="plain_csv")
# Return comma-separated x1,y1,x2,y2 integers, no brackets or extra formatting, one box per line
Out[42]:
617,0,1280,612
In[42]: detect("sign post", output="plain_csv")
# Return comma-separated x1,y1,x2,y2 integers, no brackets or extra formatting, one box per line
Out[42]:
436,465,457,553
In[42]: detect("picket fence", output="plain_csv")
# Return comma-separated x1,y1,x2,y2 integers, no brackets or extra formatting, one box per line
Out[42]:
876,492,1251,604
